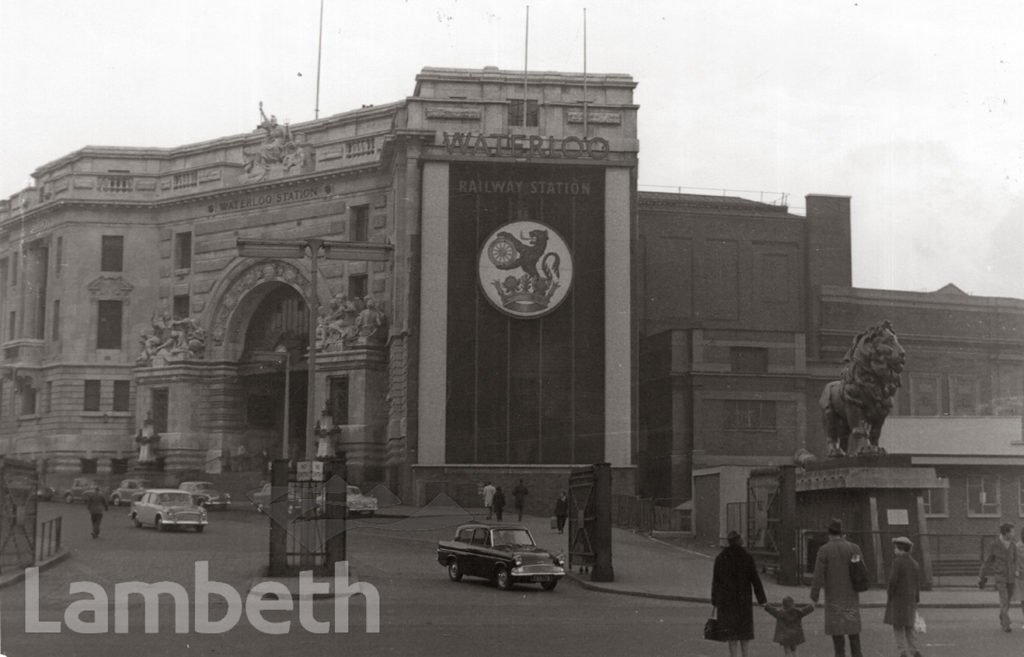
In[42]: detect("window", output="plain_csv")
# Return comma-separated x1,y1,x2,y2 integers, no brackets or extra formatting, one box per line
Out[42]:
923,486,948,517
20,386,36,416
83,380,101,411
45,381,53,414
51,300,60,341
967,476,1001,517
730,347,768,373
509,99,539,127
950,375,978,416
348,274,367,301
910,374,941,416
8,311,15,341
724,400,777,431
113,380,130,412
101,236,124,272
97,300,123,349
152,388,169,433
351,205,369,242
174,232,192,270
173,294,190,319
328,376,349,425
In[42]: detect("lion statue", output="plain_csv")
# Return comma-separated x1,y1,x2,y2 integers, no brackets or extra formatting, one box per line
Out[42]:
819,320,906,457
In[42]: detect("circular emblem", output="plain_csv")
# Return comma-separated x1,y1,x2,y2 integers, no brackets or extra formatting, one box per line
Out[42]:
478,221,573,318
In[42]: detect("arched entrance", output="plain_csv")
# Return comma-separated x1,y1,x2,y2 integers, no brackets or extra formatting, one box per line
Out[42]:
233,281,309,469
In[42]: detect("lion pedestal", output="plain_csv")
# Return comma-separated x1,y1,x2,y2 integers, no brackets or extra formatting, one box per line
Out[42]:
795,455,946,589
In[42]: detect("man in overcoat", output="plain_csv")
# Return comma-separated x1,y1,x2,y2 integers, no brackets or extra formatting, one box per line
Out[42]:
810,519,865,657
884,536,921,657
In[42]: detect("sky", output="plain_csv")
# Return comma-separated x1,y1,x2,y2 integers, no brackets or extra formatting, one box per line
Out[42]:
1,0,1022,299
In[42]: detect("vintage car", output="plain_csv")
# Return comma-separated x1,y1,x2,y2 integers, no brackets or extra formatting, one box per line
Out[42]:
109,478,151,506
346,485,378,517
63,477,107,504
7,476,55,502
437,522,565,591
129,488,208,532
179,481,232,510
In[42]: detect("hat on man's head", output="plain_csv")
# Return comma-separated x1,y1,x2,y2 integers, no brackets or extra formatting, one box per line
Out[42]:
1000,522,1014,535
892,536,913,548
827,518,843,535
726,530,742,546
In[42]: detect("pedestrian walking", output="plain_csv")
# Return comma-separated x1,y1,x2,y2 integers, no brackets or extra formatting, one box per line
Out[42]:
884,536,922,657
978,522,1018,632
763,595,814,656
84,485,108,539
554,490,569,534
810,518,866,657
1016,527,1024,629
512,479,528,521
710,530,767,657
492,487,506,521
482,481,496,520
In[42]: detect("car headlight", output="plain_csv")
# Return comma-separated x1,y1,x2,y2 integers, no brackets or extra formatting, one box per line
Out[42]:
554,553,565,566
513,556,523,566
165,510,175,519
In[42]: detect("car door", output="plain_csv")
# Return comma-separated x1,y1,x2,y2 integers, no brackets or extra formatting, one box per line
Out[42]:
136,492,154,524
468,528,491,577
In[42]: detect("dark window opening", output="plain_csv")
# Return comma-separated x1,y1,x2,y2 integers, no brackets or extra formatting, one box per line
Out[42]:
175,232,192,270
509,99,539,127
351,205,369,242
328,376,349,425
84,380,101,411
97,300,123,349
173,294,190,319
113,380,131,412
348,274,367,301
51,300,60,341
151,388,169,433
101,235,124,272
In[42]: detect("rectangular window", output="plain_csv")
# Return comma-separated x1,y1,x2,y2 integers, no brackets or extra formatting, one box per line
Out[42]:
351,205,369,242
923,486,948,517
97,300,123,349
83,380,101,411
967,476,1001,517
173,294,190,319
21,386,36,416
8,311,15,341
101,235,124,272
724,400,777,431
348,274,367,301
509,99,539,127
950,375,978,416
113,380,130,412
328,376,349,425
51,299,60,341
730,347,768,373
910,374,942,416
152,387,169,433
174,232,192,270
45,381,53,414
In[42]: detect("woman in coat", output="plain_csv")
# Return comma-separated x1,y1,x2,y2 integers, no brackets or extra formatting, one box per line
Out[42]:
711,531,768,657
884,536,921,657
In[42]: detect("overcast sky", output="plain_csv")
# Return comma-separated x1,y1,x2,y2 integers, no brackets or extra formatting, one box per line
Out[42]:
1,0,1022,299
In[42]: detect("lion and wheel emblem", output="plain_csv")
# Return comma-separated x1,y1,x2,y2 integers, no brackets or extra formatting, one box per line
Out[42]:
479,220,573,318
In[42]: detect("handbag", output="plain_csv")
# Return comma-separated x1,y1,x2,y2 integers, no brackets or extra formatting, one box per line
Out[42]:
849,553,870,592
913,611,926,634
703,607,727,642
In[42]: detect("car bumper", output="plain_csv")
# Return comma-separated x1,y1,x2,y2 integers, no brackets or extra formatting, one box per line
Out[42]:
203,501,231,510
163,519,208,528
510,564,565,581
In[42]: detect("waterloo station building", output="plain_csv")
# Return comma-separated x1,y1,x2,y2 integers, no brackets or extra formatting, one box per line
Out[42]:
2,67,1022,525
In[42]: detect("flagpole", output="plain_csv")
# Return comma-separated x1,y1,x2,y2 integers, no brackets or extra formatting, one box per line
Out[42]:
315,0,324,119
523,5,529,128
583,8,588,136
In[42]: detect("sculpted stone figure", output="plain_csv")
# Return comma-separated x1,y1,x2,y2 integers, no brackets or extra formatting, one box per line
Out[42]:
137,312,207,365
819,320,906,457
243,102,307,182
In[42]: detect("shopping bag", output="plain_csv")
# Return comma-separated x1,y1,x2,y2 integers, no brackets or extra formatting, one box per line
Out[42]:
913,611,926,634
849,554,870,592
703,608,726,642
550,516,558,529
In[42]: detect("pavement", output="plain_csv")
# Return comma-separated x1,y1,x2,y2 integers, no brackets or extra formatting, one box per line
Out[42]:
1,502,1000,610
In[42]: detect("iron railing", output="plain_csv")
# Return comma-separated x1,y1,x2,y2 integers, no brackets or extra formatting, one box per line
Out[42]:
611,495,692,534
37,516,62,561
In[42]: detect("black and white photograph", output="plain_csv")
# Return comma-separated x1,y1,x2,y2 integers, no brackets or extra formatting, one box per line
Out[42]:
1,1,1023,655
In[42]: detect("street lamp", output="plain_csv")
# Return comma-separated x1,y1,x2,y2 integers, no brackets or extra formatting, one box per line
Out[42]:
236,237,392,460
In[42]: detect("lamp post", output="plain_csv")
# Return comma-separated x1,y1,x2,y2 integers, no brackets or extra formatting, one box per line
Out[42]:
277,346,290,460
236,237,392,459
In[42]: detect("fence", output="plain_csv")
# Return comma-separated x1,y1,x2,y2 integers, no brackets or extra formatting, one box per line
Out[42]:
612,495,691,534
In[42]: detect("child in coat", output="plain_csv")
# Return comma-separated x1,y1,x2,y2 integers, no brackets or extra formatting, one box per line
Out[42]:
763,596,815,656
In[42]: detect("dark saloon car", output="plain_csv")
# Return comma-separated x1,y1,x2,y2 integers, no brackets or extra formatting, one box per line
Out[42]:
109,478,151,506
437,522,565,591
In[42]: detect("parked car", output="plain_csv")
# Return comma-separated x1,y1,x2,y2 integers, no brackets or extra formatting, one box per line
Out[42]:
35,483,56,502
178,481,232,510
6,476,54,502
129,488,208,532
64,477,107,504
346,485,378,517
437,523,565,591
109,478,151,506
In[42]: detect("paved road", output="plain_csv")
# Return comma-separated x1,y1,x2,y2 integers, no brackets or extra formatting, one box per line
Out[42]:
0,503,1021,656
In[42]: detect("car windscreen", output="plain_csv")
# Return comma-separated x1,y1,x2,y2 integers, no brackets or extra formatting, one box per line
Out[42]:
491,529,535,547
157,493,194,506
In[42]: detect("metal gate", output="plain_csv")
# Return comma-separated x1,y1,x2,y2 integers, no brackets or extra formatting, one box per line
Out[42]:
747,468,781,572
0,458,39,573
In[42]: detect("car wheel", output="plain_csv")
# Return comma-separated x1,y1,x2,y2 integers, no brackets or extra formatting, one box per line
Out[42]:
447,560,463,582
195,525,205,533
155,516,166,532
494,565,513,591
541,579,558,591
